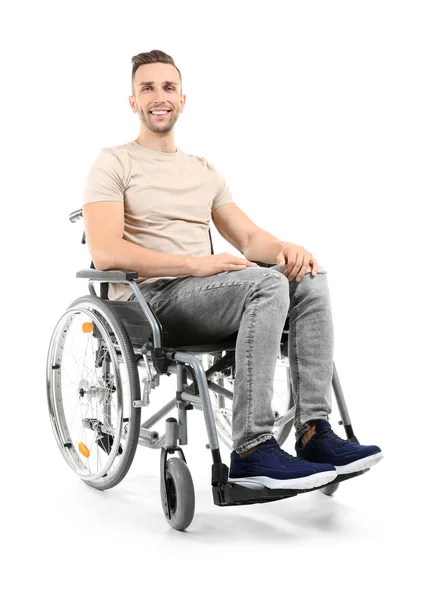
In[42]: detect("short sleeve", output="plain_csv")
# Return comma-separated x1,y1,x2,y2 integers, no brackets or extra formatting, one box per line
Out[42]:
82,148,125,206
208,162,235,211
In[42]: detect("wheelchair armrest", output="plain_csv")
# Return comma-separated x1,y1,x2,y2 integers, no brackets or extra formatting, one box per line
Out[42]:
76,269,139,282
254,261,276,268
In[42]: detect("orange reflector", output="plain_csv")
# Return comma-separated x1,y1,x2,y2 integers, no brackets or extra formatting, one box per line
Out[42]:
82,322,93,333
78,442,90,458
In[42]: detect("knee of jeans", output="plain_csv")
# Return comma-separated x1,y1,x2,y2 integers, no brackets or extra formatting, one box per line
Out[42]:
258,269,290,309
297,268,330,297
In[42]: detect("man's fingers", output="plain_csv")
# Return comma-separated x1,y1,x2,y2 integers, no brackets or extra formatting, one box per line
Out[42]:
295,262,310,281
287,253,304,280
288,256,318,281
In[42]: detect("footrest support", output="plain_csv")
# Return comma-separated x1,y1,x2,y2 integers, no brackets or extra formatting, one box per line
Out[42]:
212,468,370,507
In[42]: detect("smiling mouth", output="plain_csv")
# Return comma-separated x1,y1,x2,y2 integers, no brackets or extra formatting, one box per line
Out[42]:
150,110,172,118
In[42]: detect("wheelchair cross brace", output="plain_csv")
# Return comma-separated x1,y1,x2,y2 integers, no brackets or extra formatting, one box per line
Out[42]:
77,272,364,508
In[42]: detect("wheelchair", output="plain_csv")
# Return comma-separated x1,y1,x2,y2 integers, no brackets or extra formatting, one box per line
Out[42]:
46,208,368,531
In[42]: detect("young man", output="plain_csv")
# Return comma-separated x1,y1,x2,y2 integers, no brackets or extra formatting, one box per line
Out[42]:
83,49,383,491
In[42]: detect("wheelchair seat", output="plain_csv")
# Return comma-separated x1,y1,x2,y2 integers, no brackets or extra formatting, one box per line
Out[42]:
105,298,290,355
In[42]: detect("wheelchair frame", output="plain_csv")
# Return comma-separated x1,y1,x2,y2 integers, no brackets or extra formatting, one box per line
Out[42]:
49,209,367,530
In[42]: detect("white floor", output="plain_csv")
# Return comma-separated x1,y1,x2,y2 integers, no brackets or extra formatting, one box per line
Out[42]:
5,395,431,599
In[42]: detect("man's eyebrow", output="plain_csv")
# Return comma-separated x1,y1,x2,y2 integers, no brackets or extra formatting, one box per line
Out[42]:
138,81,179,88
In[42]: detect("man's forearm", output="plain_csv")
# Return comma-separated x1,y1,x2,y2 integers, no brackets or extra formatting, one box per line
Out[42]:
243,229,287,264
93,238,193,278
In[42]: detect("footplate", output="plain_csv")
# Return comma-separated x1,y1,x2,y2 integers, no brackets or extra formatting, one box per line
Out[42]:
213,482,299,506
330,468,370,484
212,468,370,507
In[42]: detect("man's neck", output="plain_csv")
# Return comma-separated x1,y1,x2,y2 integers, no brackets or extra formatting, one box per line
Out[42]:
135,137,177,153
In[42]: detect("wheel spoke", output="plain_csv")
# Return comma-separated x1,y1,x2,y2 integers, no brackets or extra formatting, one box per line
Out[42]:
47,297,139,485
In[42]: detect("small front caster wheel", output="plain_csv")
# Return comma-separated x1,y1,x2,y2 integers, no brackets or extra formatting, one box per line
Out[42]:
160,457,195,531
321,481,340,496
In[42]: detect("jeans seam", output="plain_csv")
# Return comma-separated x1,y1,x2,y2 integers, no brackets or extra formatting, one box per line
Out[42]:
295,422,312,442
292,288,302,436
151,281,253,307
235,433,273,454
244,295,259,442
291,278,332,439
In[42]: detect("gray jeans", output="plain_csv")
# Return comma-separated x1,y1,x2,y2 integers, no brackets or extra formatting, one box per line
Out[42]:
128,264,334,454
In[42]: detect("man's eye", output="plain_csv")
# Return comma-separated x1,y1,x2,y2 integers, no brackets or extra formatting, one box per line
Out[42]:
142,86,174,91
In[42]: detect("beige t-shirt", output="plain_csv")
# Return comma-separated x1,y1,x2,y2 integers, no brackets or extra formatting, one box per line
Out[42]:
82,140,235,301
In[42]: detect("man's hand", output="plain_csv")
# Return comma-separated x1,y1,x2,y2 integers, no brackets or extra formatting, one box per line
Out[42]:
277,242,322,282
188,252,259,277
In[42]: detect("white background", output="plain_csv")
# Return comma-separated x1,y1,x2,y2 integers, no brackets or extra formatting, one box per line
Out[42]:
1,0,435,597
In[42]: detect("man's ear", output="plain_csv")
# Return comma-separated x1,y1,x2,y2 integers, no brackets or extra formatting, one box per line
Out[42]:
129,96,137,113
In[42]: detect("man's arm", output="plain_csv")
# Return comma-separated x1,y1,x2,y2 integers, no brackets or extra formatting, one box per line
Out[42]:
243,228,287,264
212,203,288,265
244,229,324,272
83,201,193,278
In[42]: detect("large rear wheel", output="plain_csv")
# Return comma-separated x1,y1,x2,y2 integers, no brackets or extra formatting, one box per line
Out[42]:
46,295,141,490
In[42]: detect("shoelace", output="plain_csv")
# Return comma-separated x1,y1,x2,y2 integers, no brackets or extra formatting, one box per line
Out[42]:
316,427,352,447
273,444,303,461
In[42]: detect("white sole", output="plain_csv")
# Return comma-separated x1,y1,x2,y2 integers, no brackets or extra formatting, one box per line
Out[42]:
335,452,384,475
228,469,337,490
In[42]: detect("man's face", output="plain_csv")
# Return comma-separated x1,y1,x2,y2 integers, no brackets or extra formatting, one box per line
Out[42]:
130,62,185,134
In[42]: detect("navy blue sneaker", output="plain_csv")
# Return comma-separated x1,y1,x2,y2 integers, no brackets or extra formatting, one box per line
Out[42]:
228,436,337,490
295,420,383,475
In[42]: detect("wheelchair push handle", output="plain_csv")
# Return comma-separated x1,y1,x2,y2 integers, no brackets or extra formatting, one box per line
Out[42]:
69,208,83,223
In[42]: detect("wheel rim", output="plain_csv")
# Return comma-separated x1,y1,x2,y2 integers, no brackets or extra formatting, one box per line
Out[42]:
166,476,177,513
47,300,132,481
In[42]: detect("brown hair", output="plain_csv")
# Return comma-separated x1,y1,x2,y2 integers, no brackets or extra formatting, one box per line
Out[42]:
131,49,183,96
